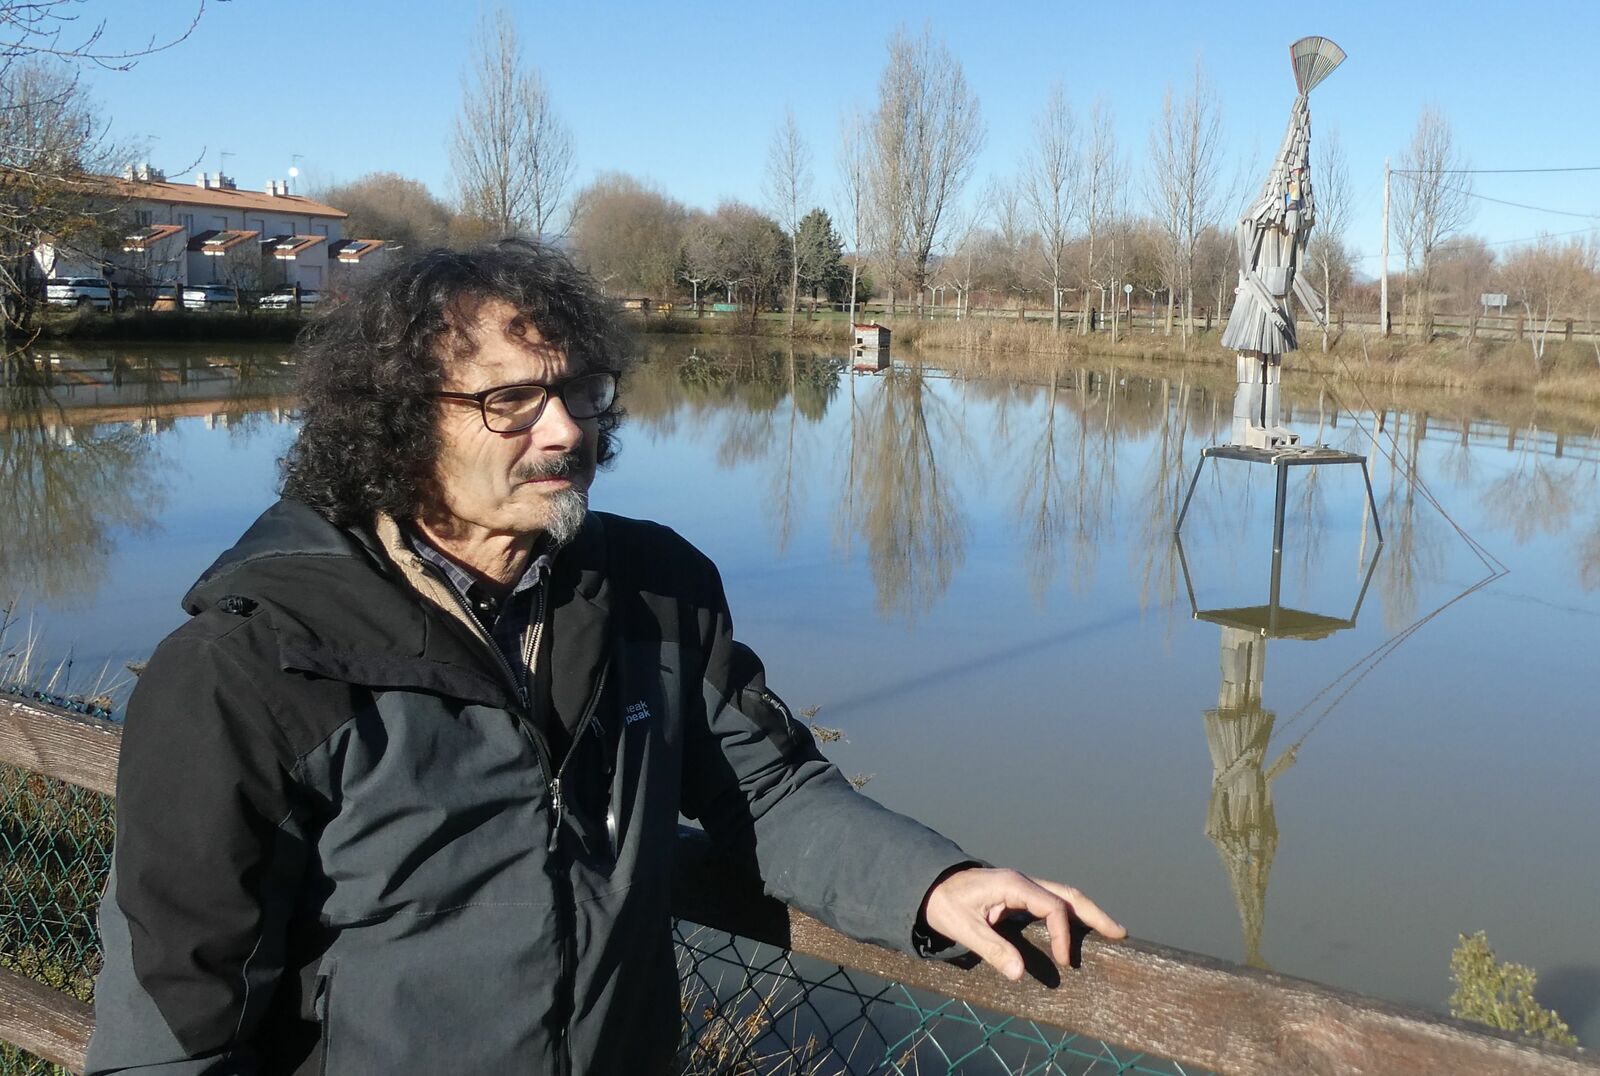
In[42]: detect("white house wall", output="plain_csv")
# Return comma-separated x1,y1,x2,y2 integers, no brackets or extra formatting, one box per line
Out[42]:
127,188,344,291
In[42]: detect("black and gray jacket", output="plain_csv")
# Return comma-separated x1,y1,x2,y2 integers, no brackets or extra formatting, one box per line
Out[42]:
87,498,975,1074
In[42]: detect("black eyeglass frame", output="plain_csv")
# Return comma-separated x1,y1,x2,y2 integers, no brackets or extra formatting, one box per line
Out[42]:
430,370,618,433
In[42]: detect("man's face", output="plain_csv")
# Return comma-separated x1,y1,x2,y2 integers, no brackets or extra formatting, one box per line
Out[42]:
426,297,599,545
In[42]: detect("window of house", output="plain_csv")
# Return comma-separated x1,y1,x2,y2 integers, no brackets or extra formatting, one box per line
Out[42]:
180,213,194,232
134,210,153,226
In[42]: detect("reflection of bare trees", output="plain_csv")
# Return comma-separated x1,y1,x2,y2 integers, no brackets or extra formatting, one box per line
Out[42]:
1132,375,1193,615
1580,520,1600,592
1374,412,1446,631
766,351,806,554
1479,434,1581,545
846,363,969,622
1012,372,1071,600
626,340,1600,616
620,345,842,554
0,379,166,607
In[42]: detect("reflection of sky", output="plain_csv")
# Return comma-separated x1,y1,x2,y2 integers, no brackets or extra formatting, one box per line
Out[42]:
9,349,1600,1044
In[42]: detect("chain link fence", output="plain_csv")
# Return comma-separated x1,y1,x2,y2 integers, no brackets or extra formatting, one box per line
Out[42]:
1,763,110,1075
676,926,1193,1075
0,761,1192,1075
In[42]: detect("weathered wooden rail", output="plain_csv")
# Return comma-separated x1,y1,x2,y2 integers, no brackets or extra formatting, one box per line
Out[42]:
3,696,1597,1075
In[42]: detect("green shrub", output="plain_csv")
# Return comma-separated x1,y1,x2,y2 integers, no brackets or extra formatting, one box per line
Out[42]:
1449,931,1577,1046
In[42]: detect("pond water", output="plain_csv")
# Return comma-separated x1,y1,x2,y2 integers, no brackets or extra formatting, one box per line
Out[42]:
4,337,1598,1046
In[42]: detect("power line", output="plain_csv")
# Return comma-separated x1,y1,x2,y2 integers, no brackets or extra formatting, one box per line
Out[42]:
1350,224,1600,261
1390,165,1600,175
1389,172,1600,220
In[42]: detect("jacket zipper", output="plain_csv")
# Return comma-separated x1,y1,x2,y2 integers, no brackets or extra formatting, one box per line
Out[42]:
428,563,558,778
422,557,608,1076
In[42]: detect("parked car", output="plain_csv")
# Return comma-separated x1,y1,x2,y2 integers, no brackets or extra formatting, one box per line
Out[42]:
258,287,321,310
182,284,239,310
46,277,112,310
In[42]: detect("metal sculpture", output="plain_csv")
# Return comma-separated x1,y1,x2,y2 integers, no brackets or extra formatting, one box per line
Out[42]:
1221,36,1346,449
1174,37,1377,557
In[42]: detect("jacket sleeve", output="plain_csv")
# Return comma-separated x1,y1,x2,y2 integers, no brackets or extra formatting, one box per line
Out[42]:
87,626,308,1075
678,557,978,957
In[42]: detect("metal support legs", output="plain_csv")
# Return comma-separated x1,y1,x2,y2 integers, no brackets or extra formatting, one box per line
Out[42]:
1359,460,1383,544
1271,460,1290,555
1174,447,1385,550
1174,456,1208,535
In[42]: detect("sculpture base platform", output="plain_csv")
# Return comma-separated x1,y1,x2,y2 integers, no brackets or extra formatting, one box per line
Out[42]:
1174,442,1383,552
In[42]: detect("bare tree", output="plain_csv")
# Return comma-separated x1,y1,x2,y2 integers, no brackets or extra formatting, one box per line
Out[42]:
937,203,983,321
0,60,125,341
1022,82,1080,332
1147,59,1225,348
764,109,812,334
1392,104,1474,340
570,172,687,296
1,1,205,72
1078,99,1123,335
1582,235,1600,370
868,24,985,318
1,3,207,344
1499,235,1588,371
451,7,575,240
1306,126,1351,351
311,172,453,251
988,177,1037,313
837,111,870,325
679,213,722,315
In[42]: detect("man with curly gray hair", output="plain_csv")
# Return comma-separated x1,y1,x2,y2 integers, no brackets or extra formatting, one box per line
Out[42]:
88,240,1123,1074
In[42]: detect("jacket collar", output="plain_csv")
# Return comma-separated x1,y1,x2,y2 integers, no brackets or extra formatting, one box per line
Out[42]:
181,498,614,716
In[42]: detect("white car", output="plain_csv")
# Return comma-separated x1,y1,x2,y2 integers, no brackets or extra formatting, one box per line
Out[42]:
182,284,239,310
259,287,321,310
46,277,112,310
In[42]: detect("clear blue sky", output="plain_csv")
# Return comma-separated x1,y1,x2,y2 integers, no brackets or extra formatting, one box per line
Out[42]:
80,0,1600,273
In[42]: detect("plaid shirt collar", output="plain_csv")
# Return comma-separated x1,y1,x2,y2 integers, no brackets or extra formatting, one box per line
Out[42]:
403,524,551,627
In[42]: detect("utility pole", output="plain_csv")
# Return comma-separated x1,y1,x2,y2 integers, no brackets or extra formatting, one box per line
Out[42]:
1380,157,1390,337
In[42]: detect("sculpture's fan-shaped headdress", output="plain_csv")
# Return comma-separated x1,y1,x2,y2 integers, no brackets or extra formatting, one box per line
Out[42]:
1289,36,1345,94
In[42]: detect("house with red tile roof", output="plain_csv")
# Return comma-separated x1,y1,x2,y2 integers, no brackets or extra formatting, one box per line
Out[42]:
34,165,386,299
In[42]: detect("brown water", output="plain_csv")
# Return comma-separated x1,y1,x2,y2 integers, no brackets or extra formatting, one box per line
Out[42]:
5,338,1598,1044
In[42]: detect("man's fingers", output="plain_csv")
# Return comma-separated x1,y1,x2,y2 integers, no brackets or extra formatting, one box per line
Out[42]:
1000,878,1077,965
921,868,1126,982
964,918,1026,981
1033,878,1127,939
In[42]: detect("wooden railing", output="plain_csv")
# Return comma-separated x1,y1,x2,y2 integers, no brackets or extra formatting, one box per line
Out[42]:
3,696,1597,1076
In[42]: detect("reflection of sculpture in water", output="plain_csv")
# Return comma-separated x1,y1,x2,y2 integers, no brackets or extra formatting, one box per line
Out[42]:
1205,626,1283,970
1180,535,1378,969
1220,37,1343,450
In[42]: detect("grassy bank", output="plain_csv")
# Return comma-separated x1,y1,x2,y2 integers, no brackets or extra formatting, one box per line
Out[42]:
22,308,308,344
627,311,1600,405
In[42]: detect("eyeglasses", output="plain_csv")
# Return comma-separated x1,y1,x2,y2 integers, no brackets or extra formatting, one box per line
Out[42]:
431,370,618,433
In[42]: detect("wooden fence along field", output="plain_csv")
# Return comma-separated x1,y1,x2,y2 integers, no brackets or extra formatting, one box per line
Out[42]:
2,697,1597,1075
637,299,1600,346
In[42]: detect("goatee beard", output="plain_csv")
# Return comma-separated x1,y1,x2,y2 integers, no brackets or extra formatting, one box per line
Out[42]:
543,486,588,547
514,451,591,547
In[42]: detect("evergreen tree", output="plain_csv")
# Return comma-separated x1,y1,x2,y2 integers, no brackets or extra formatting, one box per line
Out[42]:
794,208,845,308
